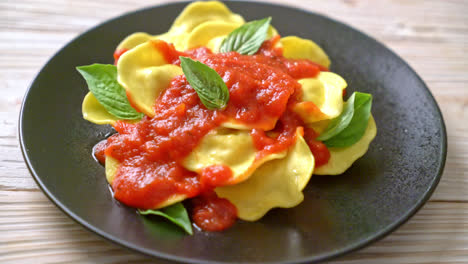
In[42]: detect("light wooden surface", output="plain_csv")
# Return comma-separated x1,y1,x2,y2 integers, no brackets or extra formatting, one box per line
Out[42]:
1,0,467,263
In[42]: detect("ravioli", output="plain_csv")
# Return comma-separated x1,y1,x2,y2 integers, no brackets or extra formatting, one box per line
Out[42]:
115,1,245,52
169,1,244,39
183,128,286,185
184,21,242,51
314,115,377,175
114,33,183,57
116,32,153,51
82,92,120,125
279,36,345,124
105,156,119,184
117,41,183,117
280,36,330,68
294,72,347,123
82,41,183,123
185,22,278,53
215,130,314,221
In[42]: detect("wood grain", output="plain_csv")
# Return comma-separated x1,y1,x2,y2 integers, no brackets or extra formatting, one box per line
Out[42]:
1,191,468,264
1,0,467,263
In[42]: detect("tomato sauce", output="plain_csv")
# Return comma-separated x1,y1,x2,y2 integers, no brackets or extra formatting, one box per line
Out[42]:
304,128,331,167
200,165,233,190
113,48,128,64
106,75,224,209
104,38,330,231
92,140,107,165
190,191,238,232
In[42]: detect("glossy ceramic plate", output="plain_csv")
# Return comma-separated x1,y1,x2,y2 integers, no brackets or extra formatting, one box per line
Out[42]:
19,1,447,263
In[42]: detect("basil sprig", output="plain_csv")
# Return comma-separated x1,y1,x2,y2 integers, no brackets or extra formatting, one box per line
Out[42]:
139,202,193,235
77,64,143,120
317,92,372,148
220,17,272,55
180,56,229,110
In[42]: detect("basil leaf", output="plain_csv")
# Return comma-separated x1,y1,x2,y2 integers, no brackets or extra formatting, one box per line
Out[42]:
219,17,272,55
139,203,193,235
76,64,143,120
179,56,229,110
321,92,372,148
316,93,356,141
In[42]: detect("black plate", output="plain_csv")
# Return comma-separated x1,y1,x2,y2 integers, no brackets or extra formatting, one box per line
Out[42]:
19,1,447,263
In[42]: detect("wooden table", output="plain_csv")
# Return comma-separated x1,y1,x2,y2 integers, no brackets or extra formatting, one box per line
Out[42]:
2,0,467,263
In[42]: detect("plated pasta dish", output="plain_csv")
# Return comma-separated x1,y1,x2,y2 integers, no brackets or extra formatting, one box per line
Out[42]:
77,1,377,234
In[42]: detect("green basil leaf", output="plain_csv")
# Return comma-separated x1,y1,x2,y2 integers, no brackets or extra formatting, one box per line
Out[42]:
76,64,143,120
322,92,372,148
316,93,356,141
139,203,193,235
179,56,229,110
219,17,272,55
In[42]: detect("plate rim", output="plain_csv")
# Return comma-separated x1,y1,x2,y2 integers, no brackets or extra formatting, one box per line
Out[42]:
18,1,447,263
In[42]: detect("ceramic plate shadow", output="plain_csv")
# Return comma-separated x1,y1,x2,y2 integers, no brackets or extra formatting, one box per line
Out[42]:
19,1,446,263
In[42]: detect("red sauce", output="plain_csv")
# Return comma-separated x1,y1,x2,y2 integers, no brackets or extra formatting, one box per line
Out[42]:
251,107,304,160
151,40,180,64
113,48,128,64
191,191,238,232
304,128,331,167
106,75,223,209
125,91,141,113
93,140,107,165
200,165,233,190
105,38,331,231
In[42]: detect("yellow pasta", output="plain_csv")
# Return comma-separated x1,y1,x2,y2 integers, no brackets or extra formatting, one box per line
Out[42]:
183,128,286,185
105,156,119,184
215,130,314,221
280,36,331,68
170,1,244,35
117,42,183,117
184,21,242,51
314,115,377,175
115,1,244,52
116,32,153,51
294,72,347,123
82,92,120,125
